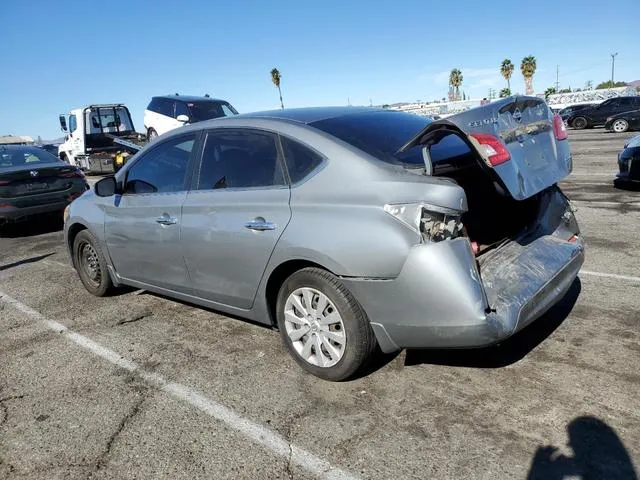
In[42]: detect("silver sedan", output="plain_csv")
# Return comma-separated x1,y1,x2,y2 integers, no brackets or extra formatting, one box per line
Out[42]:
64,102,584,381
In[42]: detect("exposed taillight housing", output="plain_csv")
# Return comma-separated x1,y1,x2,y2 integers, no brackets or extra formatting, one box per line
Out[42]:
383,203,463,243
553,114,568,141
469,133,511,166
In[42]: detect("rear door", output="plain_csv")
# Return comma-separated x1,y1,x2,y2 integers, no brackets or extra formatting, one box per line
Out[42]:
402,96,572,200
180,128,291,309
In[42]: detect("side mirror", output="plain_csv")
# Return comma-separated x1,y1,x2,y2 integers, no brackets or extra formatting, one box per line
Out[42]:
95,176,119,197
59,115,68,132
176,114,190,123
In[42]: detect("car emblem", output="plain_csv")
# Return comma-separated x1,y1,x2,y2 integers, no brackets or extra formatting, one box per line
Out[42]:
513,108,522,122
30,170,39,177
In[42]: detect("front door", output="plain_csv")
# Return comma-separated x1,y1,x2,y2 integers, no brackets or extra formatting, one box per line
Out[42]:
104,133,199,292
181,128,291,309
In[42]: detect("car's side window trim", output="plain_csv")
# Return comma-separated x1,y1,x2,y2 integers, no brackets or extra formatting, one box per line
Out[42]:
122,131,202,196
277,133,328,187
194,127,289,191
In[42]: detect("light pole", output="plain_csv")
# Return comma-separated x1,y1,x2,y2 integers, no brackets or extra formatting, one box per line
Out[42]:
611,52,618,85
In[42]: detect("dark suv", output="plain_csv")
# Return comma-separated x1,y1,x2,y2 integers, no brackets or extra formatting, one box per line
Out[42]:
144,95,239,139
567,96,640,129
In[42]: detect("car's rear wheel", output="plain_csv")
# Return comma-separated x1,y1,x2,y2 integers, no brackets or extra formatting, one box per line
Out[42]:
572,116,588,129
147,128,158,141
73,230,113,296
276,267,376,381
612,119,629,133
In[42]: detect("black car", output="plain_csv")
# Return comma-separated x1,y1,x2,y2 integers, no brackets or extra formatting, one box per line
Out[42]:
615,135,640,186
0,145,88,227
605,109,640,133
567,96,640,129
37,143,61,156
558,103,596,122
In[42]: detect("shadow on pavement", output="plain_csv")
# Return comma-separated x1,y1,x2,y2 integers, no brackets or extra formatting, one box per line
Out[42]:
613,179,640,192
0,213,64,238
527,416,638,480
0,252,55,272
403,278,581,369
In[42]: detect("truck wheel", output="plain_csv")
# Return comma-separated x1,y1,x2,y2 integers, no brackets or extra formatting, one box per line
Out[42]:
147,128,158,141
60,153,68,163
276,267,377,381
572,117,588,129
73,230,114,296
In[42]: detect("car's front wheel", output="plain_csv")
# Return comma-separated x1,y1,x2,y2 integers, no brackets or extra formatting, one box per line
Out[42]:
73,230,114,296
611,119,629,133
572,116,588,129
276,267,376,381
147,128,158,141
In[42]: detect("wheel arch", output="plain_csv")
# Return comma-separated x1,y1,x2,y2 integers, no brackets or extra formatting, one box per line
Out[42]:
263,259,336,326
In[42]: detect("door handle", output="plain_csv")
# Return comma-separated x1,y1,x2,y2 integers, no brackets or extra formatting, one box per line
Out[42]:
244,219,275,231
155,214,178,226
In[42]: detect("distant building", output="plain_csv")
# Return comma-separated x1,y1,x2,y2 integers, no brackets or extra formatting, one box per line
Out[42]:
0,135,35,145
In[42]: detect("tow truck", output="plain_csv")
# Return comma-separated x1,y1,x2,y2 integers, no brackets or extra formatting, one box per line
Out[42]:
58,104,146,174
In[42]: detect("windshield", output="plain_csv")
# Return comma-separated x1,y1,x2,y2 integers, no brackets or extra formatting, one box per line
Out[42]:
0,147,60,169
85,107,134,134
188,101,239,122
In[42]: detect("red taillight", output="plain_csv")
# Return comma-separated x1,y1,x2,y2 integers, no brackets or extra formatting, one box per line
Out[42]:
553,114,568,141
60,169,85,179
469,133,511,166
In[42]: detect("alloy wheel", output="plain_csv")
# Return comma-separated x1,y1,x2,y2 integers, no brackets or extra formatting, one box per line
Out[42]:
612,120,628,133
283,287,346,368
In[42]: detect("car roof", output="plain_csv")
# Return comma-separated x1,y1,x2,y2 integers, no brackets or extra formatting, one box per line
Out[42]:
153,95,229,103
234,106,385,125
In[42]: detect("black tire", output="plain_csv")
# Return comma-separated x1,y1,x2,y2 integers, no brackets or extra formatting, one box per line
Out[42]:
147,128,158,141
611,119,629,133
276,267,377,381
72,230,114,296
572,116,588,129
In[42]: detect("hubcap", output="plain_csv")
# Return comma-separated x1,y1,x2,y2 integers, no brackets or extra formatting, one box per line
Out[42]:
79,241,101,286
613,120,627,132
284,287,346,368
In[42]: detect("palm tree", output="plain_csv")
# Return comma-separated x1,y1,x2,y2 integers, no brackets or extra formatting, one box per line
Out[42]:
520,56,537,95
500,59,514,93
449,68,463,101
270,68,284,109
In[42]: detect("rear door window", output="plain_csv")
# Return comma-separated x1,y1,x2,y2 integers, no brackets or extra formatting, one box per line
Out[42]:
280,136,324,183
197,129,286,190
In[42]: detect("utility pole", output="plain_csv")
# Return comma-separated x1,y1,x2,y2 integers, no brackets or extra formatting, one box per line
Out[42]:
611,52,618,85
555,65,559,91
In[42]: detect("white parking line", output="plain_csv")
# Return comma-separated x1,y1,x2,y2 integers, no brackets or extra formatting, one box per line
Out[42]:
572,200,640,207
560,181,609,186
580,270,640,283
0,290,359,480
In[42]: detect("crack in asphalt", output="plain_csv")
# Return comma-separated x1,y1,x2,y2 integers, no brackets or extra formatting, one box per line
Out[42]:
0,395,25,427
90,391,149,475
116,311,152,326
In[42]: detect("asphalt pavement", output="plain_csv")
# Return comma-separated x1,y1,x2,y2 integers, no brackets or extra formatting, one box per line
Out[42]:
1,128,638,479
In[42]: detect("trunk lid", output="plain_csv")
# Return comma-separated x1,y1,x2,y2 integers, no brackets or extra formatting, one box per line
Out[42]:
0,163,81,198
400,96,572,200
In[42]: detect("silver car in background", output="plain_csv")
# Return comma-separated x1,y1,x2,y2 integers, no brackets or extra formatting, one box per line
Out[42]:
64,99,584,381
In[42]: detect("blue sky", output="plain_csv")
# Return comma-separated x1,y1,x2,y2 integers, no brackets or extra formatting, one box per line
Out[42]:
2,0,639,139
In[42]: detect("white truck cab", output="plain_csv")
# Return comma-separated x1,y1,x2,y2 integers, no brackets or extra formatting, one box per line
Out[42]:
58,105,138,173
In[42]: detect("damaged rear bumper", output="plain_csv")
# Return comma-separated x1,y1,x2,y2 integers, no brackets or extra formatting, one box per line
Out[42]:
341,190,584,353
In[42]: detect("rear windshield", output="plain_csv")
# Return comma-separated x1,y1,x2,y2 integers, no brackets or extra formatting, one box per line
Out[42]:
188,101,239,122
0,147,60,169
310,110,470,166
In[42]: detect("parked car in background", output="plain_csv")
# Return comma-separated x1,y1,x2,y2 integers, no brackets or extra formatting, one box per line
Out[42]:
615,134,640,186
144,94,239,140
557,103,596,122
567,96,640,129
65,100,583,381
0,145,88,228
605,109,640,133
